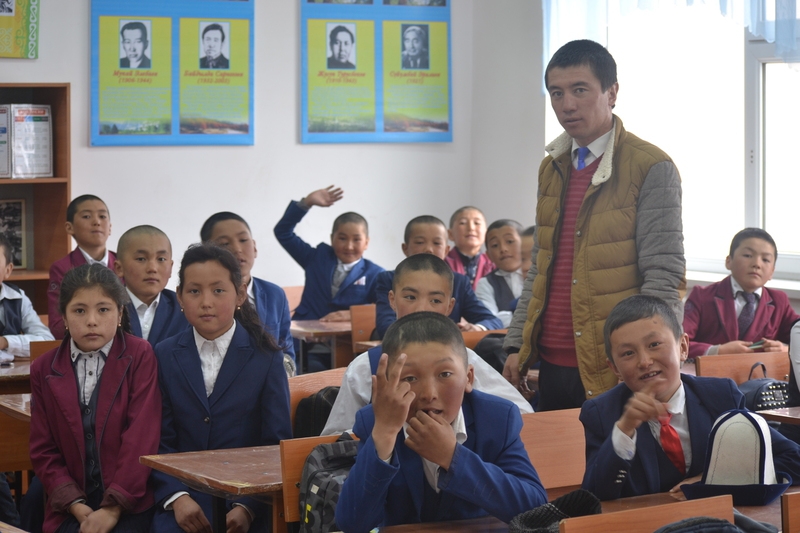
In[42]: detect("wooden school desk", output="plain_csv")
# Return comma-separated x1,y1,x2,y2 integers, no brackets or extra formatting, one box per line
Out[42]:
0,393,31,423
0,392,32,474
290,320,353,370
0,361,31,394
758,406,800,425
0,520,29,533
141,446,287,533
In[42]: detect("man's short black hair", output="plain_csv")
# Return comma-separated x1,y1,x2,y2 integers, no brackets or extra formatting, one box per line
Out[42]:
66,195,107,223
545,39,617,92
729,228,778,261
603,295,682,363
202,23,226,42
120,21,148,43
200,212,251,243
403,215,447,244
486,219,523,238
383,311,467,367
392,253,453,294
329,25,354,46
332,212,368,236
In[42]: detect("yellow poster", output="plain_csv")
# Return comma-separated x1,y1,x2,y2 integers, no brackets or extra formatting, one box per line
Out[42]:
0,0,39,59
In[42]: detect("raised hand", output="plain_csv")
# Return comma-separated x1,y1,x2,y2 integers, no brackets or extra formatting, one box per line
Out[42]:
371,353,415,461
303,185,344,208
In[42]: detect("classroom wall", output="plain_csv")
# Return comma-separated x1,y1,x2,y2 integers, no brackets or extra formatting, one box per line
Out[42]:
0,0,544,289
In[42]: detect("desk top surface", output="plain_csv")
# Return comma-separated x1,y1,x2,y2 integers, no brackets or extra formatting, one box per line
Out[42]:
0,520,29,533
290,320,352,337
141,446,282,499
757,406,800,424
0,361,31,381
0,393,31,422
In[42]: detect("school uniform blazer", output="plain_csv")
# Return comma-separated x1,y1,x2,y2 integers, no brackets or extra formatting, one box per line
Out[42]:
29,332,161,533
252,277,295,361
47,248,118,340
274,201,384,321
444,248,495,291
682,276,800,357
151,323,292,528
127,288,189,348
580,374,800,501
336,390,546,533
372,270,503,339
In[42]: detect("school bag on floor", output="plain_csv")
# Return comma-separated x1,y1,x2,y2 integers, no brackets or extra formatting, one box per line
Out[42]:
294,386,340,438
298,432,358,533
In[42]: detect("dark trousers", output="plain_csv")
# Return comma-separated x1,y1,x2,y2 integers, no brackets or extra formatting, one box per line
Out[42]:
0,474,20,526
537,358,586,411
20,475,44,532
55,490,153,533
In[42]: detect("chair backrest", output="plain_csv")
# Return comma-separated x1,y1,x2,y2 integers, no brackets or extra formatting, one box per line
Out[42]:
695,351,790,384
38,314,48,326
283,286,304,317
350,304,376,349
280,434,342,523
521,409,585,490
29,340,61,361
288,367,347,429
782,490,800,533
559,494,734,533
461,329,507,350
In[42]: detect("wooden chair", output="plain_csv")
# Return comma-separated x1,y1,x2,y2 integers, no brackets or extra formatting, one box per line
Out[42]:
782,489,800,533
288,367,347,430
695,351,790,384
279,434,342,524
559,494,733,533
283,286,304,317
461,329,507,350
29,340,61,361
38,314,48,326
520,409,585,491
350,304,376,354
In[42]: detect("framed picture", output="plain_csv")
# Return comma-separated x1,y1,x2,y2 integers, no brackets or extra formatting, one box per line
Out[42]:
0,199,26,269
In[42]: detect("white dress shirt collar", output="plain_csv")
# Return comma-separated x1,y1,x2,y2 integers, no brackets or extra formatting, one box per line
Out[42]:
571,128,613,169
78,247,110,267
731,277,763,299
193,321,237,397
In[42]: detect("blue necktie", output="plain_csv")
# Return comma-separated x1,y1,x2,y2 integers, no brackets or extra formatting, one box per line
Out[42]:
577,146,590,170
738,291,757,339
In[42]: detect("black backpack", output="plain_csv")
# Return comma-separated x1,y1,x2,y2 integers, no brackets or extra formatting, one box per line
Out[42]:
294,386,340,438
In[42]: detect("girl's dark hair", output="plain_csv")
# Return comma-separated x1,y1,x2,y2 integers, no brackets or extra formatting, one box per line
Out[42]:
59,263,132,334
177,243,282,353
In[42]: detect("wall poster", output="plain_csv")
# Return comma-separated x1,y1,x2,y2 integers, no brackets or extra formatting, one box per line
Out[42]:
90,0,254,146
302,0,451,144
0,0,39,59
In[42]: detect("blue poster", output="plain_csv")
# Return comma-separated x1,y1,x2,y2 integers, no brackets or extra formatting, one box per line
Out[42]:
301,0,452,144
90,0,254,146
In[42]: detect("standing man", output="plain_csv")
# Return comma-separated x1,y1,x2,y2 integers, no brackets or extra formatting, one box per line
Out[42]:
502,40,685,410
200,23,229,69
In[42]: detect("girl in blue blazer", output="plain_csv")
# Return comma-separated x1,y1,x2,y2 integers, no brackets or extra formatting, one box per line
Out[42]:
151,244,292,533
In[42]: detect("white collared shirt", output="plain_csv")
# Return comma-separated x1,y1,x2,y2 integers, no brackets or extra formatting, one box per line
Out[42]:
193,322,236,397
571,128,613,169
611,383,692,472
475,269,524,328
78,247,110,267
70,338,114,405
731,277,762,318
127,289,160,341
0,283,54,358
246,278,255,308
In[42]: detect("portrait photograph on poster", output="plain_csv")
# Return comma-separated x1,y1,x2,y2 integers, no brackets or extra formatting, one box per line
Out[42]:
401,24,428,69
119,20,152,69
199,21,230,69
309,0,373,4
327,23,356,69
0,199,26,269
0,0,14,15
383,0,446,5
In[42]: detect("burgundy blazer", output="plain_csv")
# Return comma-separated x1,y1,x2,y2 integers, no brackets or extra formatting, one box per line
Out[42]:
445,248,495,291
30,331,161,533
683,275,800,357
47,248,118,339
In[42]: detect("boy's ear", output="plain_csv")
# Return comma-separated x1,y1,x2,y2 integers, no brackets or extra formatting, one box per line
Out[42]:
679,332,689,364
447,227,455,242
724,255,732,271
444,243,451,256
446,297,455,316
607,358,622,381
464,364,474,393
388,290,397,313
2,261,13,281
401,242,410,257
252,239,258,260
65,221,75,237
112,259,125,279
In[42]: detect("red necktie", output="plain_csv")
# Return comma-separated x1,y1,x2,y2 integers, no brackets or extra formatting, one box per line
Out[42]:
660,413,685,475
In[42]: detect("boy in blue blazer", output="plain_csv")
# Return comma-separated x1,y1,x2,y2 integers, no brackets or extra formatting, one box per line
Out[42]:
336,312,546,532
202,211,296,372
113,225,189,346
372,216,501,338
274,185,384,371
580,294,800,501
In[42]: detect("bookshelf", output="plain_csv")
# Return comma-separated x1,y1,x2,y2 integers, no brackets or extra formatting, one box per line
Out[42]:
0,83,71,314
